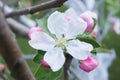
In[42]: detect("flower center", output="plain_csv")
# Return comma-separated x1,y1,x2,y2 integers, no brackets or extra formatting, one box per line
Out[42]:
55,38,67,49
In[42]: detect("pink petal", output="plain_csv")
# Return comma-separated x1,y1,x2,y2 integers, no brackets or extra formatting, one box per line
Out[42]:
79,56,99,72
80,12,94,32
28,27,43,39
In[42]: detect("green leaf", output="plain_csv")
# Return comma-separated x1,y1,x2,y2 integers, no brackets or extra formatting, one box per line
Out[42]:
34,65,63,80
91,45,111,54
57,5,68,12
36,17,56,38
77,35,101,48
91,49,97,55
33,50,45,64
91,47,111,54
96,47,111,53
36,16,50,33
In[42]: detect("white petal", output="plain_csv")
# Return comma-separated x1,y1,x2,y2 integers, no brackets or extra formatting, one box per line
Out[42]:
77,40,93,51
65,18,87,39
48,11,68,38
28,32,55,51
44,47,65,72
66,40,93,60
65,8,78,19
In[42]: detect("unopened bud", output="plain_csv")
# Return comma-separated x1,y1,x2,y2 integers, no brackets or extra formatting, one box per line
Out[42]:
79,56,98,72
80,11,97,32
41,59,50,68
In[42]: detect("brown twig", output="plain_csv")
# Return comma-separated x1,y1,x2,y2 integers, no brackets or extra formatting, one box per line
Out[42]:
0,11,35,80
6,18,29,36
5,0,67,18
64,54,73,80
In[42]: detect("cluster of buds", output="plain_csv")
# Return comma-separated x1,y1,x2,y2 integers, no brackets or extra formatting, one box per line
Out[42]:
79,11,98,72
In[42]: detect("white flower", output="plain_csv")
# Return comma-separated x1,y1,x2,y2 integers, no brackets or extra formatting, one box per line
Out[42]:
28,8,93,72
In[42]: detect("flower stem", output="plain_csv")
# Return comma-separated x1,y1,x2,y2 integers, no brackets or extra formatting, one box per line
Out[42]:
63,54,73,80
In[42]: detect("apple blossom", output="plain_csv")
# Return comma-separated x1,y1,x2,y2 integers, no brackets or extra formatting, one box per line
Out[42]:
28,8,94,72
79,56,98,72
80,11,97,32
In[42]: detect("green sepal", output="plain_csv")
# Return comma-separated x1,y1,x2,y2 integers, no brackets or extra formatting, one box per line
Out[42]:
90,18,97,33
84,18,97,35
33,50,46,64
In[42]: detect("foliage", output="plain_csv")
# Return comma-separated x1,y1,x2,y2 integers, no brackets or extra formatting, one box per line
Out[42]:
102,30,120,80
77,34,100,48
34,65,63,80
106,0,120,17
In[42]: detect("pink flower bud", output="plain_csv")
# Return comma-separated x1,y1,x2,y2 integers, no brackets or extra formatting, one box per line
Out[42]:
80,11,97,32
41,59,50,68
92,31,98,37
28,27,42,39
87,11,98,20
0,64,6,72
80,12,94,32
79,56,98,72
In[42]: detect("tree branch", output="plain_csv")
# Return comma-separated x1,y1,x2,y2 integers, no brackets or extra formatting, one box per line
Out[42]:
6,18,29,37
5,0,67,18
64,54,73,80
0,11,35,80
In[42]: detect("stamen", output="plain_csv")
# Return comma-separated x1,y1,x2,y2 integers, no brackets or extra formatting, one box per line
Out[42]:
55,38,67,49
